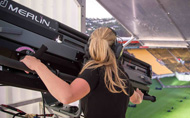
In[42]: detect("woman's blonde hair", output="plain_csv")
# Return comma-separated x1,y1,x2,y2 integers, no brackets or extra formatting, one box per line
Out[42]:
80,27,128,95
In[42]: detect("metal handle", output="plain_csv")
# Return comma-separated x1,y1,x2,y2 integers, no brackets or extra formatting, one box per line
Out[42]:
143,95,156,102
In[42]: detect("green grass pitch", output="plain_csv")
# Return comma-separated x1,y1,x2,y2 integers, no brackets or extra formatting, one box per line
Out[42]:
126,77,190,118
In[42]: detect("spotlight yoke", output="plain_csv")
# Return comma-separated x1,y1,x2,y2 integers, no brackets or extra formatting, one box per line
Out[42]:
0,0,156,117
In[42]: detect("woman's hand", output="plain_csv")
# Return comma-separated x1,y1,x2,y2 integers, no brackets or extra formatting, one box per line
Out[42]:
135,88,144,102
130,88,144,104
20,55,42,71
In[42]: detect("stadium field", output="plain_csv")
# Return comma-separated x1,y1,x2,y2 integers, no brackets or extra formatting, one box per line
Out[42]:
126,78,190,118
160,77,190,86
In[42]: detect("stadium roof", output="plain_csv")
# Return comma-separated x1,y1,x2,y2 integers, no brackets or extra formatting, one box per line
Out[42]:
97,0,190,48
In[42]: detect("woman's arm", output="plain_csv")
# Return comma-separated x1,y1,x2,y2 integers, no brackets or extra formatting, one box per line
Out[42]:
129,88,144,104
21,56,90,104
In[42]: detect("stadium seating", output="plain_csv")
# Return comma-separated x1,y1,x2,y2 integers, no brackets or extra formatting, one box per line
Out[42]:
168,49,190,71
127,49,173,75
148,49,190,73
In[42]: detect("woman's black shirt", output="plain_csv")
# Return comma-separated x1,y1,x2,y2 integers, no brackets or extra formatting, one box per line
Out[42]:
78,67,134,118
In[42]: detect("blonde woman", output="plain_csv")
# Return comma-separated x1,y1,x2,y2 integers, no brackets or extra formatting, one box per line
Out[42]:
21,27,143,118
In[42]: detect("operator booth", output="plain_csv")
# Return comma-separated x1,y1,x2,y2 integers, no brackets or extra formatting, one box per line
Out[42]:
0,0,155,117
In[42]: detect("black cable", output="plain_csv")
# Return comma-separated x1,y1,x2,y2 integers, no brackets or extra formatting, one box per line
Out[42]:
41,92,46,118
12,113,22,118
80,114,84,117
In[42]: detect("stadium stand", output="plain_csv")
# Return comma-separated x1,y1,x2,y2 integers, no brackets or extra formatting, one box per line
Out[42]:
147,49,189,73
168,49,190,71
127,49,173,75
